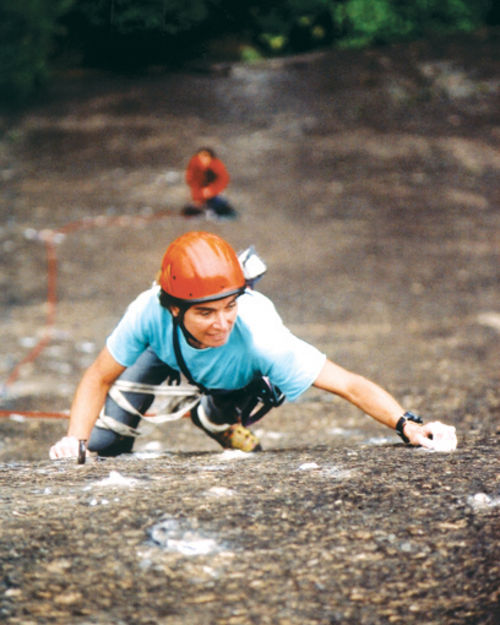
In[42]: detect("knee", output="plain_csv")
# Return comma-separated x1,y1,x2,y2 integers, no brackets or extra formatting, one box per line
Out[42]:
201,394,240,425
88,427,135,456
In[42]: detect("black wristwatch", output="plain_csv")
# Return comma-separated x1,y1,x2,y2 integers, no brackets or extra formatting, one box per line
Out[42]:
395,411,424,444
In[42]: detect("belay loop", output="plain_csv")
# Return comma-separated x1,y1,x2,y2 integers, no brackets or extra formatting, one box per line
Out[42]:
239,376,285,427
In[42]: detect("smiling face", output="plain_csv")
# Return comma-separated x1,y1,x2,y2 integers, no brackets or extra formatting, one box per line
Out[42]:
172,294,239,348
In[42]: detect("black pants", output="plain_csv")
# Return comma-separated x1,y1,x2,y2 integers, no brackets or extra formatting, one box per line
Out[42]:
88,347,266,456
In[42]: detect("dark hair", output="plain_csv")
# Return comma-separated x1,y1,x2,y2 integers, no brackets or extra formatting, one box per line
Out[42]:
159,288,185,311
196,147,216,158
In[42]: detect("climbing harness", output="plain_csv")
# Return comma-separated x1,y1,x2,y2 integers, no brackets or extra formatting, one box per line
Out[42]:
95,377,201,438
172,317,284,428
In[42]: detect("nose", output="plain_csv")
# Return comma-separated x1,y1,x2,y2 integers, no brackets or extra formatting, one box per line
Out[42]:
213,310,230,331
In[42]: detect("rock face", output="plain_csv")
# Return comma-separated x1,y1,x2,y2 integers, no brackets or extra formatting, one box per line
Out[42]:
0,440,499,625
1,31,499,625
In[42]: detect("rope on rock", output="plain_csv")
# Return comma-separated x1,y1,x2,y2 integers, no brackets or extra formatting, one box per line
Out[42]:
1,208,177,419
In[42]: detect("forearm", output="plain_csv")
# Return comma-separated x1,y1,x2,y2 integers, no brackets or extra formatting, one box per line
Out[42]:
207,162,229,196
340,374,404,429
313,360,403,429
50,347,126,459
67,347,125,440
313,359,457,450
66,368,113,440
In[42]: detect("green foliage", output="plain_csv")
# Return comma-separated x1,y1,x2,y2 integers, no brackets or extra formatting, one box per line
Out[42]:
0,0,494,104
245,0,490,55
0,0,74,104
333,0,489,48
248,0,335,54
332,0,410,47
251,7,291,53
160,0,210,34
75,0,209,35
239,45,263,63
63,0,214,69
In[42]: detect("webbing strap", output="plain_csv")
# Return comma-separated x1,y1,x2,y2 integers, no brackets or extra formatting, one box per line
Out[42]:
95,414,142,438
112,379,199,397
95,379,201,437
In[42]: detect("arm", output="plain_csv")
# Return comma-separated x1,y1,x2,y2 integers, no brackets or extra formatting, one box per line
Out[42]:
313,359,457,450
202,159,230,198
185,157,205,203
49,347,126,458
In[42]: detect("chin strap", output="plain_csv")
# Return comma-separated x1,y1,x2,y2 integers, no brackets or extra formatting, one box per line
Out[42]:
172,316,209,393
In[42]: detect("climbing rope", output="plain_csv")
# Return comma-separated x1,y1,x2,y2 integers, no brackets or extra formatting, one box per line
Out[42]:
1,208,178,419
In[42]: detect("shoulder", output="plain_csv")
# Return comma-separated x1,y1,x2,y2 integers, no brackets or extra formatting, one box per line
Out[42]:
236,290,285,341
126,284,161,312
238,289,282,321
212,157,228,171
120,284,169,328
186,155,200,170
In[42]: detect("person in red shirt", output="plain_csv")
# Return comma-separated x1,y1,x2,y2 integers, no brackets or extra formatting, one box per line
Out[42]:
184,148,237,219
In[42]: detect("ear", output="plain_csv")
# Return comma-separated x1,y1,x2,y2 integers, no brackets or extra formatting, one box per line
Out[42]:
170,305,181,318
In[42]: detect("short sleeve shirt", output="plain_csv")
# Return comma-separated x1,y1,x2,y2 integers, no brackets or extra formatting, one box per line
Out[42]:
106,286,326,401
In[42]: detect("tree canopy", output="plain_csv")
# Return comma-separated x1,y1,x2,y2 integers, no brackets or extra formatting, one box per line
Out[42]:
1,0,497,104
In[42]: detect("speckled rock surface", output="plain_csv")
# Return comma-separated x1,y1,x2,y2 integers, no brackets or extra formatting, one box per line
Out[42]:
1,30,499,625
1,434,499,625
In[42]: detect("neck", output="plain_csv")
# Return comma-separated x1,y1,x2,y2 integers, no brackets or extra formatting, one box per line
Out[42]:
184,330,203,349
174,314,203,349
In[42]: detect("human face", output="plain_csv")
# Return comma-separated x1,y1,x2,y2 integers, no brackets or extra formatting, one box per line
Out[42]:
174,294,239,348
198,151,212,167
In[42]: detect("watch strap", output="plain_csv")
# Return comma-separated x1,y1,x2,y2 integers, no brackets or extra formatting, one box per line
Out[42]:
396,411,423,443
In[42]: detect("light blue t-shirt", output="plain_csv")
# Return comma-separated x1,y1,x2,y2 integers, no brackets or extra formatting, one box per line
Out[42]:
106,286,326,401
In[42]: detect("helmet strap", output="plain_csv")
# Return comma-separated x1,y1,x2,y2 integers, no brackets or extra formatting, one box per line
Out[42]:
171,314,207,392
171,307,202,348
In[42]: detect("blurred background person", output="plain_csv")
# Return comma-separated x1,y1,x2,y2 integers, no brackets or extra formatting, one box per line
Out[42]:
183,147,237,219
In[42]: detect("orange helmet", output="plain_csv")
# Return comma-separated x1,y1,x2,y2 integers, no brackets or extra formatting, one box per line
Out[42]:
159,231,245,305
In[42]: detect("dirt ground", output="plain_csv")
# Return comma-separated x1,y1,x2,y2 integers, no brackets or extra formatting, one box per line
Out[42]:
1,31,499,624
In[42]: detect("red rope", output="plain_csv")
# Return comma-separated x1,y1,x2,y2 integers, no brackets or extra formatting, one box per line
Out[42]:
4,234,58,388
0,410,69,419
1,209,177,418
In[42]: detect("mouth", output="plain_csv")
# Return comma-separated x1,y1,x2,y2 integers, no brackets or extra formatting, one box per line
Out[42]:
206,330,231,344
